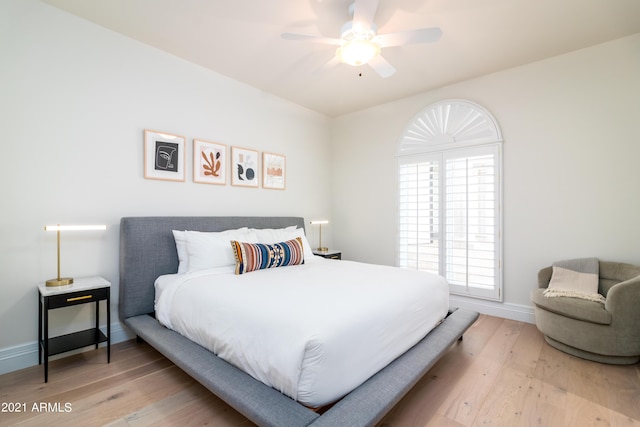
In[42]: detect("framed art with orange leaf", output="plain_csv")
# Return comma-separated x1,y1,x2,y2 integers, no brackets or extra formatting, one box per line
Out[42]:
193,139,226,185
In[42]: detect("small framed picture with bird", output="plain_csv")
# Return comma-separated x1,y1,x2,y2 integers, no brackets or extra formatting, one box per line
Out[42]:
194,139,227,185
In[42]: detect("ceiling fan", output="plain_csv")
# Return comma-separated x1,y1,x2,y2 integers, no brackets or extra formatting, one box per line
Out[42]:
281,0,442,78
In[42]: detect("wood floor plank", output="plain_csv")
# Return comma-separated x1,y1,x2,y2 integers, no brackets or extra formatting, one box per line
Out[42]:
517,377,567,427
1,315,638,427
566,356,609,408
7,364,194,427
378,341,474,426
112,382,212,426
436,353,503,426
564,391,611,427
156,397,255,427
603,363,640,422
532,340,573,392
424,413,467,427
454,314,505,357
503,322,544,375
445,318,528,426
2,343,164,403
472,366,532,426
380,316,508,426
476,318,524,365
5,357,174,418
609,409,640,427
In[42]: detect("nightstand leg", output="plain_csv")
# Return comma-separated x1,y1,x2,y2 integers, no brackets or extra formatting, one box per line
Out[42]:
95,300,99,350
43,297,49,383
107,288,111,363
38,293,42,365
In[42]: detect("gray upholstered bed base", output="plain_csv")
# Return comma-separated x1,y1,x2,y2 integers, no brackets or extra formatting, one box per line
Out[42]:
119,216,479,427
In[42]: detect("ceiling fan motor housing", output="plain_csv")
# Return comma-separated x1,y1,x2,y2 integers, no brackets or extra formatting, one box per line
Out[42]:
337,21,381,66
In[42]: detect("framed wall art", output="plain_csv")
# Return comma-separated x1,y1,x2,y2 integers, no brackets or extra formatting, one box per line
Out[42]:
231,147,259,187
194,139,227,185
144,129,185,182
262,152,286,190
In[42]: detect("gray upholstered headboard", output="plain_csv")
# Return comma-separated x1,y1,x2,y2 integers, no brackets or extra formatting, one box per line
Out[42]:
119,216,305,319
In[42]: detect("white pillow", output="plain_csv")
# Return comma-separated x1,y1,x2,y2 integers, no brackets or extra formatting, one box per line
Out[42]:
290,228,315,260
250,226,314,260
172,230,189,274
185,227,256,272
251,225,298,244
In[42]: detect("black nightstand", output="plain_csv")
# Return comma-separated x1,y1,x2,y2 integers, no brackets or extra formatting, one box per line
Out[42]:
313,249,341,260
38,276,111,382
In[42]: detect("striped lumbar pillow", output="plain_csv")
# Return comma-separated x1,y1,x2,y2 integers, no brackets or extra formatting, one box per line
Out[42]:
231,237,305,275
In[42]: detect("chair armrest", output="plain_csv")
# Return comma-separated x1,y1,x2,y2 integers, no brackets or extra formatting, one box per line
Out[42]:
605,275,640,322
537,266,553,289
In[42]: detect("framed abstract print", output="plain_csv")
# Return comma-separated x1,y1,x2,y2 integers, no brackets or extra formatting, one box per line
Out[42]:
262,152,286,190
194,139,227,185
144,129,185,182
231,147,259,187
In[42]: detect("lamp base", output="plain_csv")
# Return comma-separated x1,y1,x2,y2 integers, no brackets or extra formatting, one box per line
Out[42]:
316,247,329,252
46,277,73,287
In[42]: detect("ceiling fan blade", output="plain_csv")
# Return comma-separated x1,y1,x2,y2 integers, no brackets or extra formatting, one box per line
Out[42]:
353,0,379,33
313,56,341,75
377,27,442,48
281,33,341,45
368,54,396,78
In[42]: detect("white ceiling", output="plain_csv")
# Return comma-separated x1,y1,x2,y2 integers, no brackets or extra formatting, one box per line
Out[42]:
43,0,640,117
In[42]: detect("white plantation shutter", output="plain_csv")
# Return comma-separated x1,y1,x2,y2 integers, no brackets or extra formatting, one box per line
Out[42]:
398,155,440,275
397,100,502,301
443,147,499,299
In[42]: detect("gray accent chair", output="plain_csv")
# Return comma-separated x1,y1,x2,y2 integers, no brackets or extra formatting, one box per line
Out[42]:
531,260,640,365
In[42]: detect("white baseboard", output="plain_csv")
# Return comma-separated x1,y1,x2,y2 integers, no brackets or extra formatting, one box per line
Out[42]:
0,321,133,375
450,295,536,324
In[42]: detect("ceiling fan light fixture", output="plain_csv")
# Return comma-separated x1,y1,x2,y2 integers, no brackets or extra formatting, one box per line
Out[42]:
337,38,381,66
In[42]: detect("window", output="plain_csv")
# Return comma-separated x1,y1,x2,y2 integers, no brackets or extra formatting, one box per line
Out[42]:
397,100,502,301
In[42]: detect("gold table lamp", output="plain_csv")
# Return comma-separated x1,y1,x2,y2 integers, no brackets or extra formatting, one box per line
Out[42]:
44,224,107,286
309,220,329,252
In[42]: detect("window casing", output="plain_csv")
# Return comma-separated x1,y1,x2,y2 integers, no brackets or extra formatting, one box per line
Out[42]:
397,100,502,301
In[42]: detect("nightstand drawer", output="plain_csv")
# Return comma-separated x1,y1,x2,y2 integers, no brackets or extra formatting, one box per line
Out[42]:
312,249,341,260
47,287,108,309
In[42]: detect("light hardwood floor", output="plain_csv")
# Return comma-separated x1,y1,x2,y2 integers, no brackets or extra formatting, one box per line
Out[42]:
1,315,638,427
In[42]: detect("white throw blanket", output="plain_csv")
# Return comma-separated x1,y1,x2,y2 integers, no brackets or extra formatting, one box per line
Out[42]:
543,257,605,303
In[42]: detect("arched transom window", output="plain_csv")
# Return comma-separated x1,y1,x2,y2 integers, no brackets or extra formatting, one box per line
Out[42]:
397,99,503,301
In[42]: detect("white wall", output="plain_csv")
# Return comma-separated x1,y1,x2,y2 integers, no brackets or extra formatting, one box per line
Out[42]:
331,33,640,317
0,0,331,372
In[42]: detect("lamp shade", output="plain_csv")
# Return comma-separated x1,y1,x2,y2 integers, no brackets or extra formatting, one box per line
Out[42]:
45,225,107,232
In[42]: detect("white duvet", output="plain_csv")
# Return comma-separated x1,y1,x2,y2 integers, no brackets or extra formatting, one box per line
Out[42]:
155,257,449,407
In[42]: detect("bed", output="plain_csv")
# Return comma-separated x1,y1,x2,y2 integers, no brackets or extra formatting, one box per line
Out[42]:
119,216,479,427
